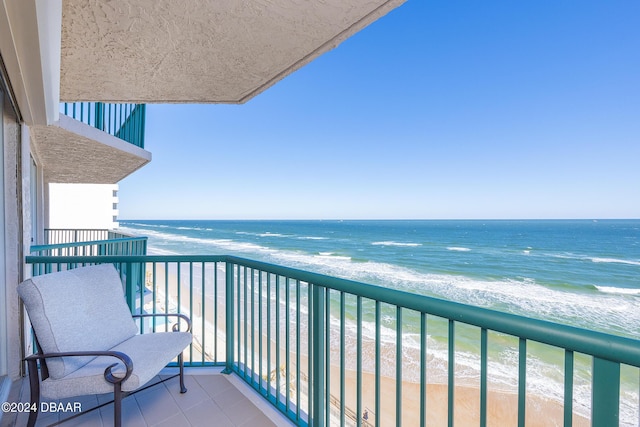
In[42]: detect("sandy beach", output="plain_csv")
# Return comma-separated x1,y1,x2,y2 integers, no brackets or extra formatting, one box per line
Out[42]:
144,260,590,426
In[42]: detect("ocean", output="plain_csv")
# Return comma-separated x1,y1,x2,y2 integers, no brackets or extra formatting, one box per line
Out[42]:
119,219,640,422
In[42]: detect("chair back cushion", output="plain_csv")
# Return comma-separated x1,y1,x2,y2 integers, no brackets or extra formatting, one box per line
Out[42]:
18,264,138,379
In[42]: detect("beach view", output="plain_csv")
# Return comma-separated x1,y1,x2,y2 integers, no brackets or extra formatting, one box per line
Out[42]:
120,219,639,426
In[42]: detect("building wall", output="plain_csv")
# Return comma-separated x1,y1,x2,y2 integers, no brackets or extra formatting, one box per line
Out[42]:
1,85,28,386
48,183,119,230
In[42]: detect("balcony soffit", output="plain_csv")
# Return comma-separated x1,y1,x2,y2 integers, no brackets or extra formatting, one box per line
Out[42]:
60,0,405,103
30,115,151,184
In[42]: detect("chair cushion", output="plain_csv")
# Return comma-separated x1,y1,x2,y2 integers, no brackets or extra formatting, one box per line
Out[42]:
18,264,138,379
40,331,192,399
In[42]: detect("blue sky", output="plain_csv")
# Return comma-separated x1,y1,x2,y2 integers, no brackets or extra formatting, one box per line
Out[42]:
119,0,639,220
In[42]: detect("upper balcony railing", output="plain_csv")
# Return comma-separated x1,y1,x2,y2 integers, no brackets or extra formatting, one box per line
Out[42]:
24,254,640,427
43,228,139,245
61,102,146,148
31,229,147,290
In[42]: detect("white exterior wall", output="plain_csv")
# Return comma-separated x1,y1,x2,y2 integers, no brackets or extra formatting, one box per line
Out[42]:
48,183,118,229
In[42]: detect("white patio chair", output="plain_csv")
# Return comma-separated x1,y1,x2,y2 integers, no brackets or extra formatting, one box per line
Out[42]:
18,264,192,427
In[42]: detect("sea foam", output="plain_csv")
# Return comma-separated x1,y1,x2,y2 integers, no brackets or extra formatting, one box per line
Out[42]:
371,241,422,247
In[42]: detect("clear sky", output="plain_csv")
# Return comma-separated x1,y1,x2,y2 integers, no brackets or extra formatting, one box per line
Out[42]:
119,0,639,220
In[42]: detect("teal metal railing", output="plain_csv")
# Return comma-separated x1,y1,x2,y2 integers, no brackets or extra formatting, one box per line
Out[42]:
31,231,148,302
24,255,640,427
43,228,138,245
30,238,147,259
61,102,146,148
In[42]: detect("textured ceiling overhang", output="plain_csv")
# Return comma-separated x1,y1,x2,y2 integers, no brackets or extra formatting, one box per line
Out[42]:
30,115,152,184
60,0,405,103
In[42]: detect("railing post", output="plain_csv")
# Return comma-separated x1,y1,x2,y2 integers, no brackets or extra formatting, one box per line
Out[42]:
223,261,234,374
592,357,620,426
139,104,146,148
124,262,135,312
311,283,325,427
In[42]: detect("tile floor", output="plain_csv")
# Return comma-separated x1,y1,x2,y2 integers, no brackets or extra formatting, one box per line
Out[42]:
2,369,295,427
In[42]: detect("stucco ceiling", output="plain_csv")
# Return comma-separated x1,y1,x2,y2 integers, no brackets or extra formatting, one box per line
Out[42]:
60,0,405,103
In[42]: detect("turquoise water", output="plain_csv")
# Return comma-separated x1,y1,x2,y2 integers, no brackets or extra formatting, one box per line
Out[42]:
119,219,640,422
120,219,640,335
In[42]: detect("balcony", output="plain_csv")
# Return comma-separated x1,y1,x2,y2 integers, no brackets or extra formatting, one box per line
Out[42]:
29,103,151,184
22,252,640,427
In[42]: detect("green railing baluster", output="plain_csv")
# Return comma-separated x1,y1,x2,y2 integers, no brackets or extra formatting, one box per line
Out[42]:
396,306,402,427
325,288,331,424
95,102,104,130
189,262,193,363
164,262,169,332
480,328,488,427
201,262,205,364
285,277,291,415
518,338,527,427
214,262,218,362
259,271,264,392
224,262,234,374
267,273,272,398
244,267,249,381
238,267,248,381
308,283,313,425
237,266,242,375
251,269,256,385
177,262,182,318
276,275,281,403
448,320,455,427
592,357,620,426
296,279,301,423
420,312,427,427
357,296,362,427
375,301,382,427
150,262,156,332
140,104,146,148
340,292,346,427
564,350,573,427
311,284,325,427
125,262,135,314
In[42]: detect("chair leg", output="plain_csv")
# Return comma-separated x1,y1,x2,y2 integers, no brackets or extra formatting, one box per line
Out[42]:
26,359,40,427
113,383,122,427
179,352,187,393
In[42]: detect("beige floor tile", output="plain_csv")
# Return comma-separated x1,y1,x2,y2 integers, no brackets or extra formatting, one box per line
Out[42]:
212,385,248,409
183,399,234,427
168,376,210,411
193,374,234,398
135,387,182,426
223,397,264,426
151,412,191,427
5,373,293,427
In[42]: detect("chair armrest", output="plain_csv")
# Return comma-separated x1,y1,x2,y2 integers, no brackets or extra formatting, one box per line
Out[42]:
132,313,192,332
24,351,133,384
